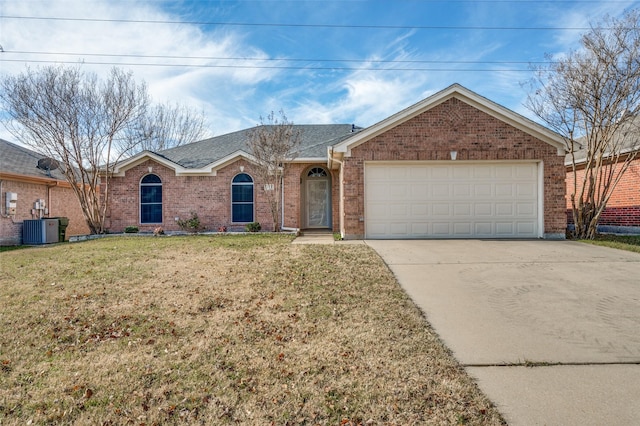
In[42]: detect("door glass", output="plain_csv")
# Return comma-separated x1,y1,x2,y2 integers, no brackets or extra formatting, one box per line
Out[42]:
307,180,328,227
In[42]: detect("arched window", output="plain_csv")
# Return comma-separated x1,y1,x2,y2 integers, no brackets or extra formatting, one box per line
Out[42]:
308,167,328,178
232,173,254,223
140,174,162,224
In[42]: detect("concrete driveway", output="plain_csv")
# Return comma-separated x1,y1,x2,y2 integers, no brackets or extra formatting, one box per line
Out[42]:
366,240,640,426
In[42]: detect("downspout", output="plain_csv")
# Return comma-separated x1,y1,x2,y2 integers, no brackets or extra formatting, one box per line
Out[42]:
327,147,345,239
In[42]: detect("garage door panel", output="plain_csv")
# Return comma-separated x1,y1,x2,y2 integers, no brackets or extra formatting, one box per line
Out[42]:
454,204,472,216
517,202,536,216
495,166,515,179
453,167,472,179
475,203,493,216
517,183,536,197
453,223,473,235
365,162,539,239
454,184,471,197
475,222,493,235
389,203,409,217
432,222,452,235
409,167,429,179
517,222,536,234
496,203,514,216
410,223,429,234
473,166,493,178
433,204,450,216
496,222,515,235
432,184,450,197
389,222,409,235
431,167,449,179
411,204,428,216
495,184,514,197
475,184,492,197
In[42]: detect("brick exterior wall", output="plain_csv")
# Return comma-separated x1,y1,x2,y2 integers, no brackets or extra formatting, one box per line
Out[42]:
104,159,337,233
0,178,90,245
566,155,640,227
340,97,567,239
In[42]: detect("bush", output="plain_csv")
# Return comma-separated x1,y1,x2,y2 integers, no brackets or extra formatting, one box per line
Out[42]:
245,222,261,232
177,212,202,233
124,226,139,233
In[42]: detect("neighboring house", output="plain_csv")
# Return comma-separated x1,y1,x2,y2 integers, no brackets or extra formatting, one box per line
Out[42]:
105,84,568,239
565,121,640,234
0,139,91,245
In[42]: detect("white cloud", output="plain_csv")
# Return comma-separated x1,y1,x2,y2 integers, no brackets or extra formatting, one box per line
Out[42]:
0,0,279,138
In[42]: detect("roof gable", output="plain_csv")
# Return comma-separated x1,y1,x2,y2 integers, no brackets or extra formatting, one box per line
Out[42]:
331,84,566,157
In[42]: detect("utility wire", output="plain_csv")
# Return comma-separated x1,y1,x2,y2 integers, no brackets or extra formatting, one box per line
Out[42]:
0,15,598,30
3,50,554,65
0,58,537,71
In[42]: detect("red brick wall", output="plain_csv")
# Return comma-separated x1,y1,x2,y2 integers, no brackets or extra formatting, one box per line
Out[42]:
341,97,567,238
566,156,640,227
105,159,337,233
1,178,90,245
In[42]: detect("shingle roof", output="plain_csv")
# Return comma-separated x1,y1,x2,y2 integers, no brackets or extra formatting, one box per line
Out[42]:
157,124,360,169
0,139,67,181
566,116,640,165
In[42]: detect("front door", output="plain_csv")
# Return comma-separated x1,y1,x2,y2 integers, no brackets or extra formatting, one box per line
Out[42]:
304,167,331,228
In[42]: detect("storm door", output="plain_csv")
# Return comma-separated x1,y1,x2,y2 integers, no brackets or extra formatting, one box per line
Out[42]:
304,167,331,228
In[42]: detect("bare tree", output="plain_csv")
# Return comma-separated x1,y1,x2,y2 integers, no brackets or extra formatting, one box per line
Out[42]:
246,110,302,231
0,65,206,234
129,102,209,152
526,10,640,239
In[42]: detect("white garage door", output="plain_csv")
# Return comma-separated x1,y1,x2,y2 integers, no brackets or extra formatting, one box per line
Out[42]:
365,162,540,239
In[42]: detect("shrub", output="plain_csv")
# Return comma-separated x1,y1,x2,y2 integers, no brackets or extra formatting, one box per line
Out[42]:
245,222,261,232
177,212,202,233
124,226,139,233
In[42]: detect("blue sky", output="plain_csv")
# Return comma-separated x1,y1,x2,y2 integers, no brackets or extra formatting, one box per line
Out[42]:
0,0,638,140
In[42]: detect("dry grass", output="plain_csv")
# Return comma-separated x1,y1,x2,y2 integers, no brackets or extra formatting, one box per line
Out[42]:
0,235,504,425
581,234,640,254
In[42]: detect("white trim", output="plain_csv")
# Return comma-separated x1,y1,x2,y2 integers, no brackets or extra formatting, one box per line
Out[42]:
139,173,163,225
332,84,566,157
111,150,327,177
537,161,545,239
231,172,255,224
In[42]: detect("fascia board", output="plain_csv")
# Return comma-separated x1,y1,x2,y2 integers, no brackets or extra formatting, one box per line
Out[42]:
289,157,327,163
110,150,261,177
110,151,184,177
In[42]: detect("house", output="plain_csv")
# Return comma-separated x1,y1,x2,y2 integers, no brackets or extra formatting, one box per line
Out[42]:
105,84,568,239
565,119,640,234
0,139,91,245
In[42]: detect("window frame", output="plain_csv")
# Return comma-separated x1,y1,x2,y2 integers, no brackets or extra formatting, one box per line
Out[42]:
231,173,254,223
140,173,163,224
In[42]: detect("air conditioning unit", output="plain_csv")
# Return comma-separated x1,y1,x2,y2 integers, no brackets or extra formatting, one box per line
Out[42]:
23,219,59,244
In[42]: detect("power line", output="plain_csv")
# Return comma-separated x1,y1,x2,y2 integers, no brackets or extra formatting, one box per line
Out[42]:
0,15,597,30
4,50,554,65
0,58,537,72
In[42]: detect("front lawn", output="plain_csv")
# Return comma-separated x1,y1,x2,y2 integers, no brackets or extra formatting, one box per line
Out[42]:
0,235,503,425
581,234,640,254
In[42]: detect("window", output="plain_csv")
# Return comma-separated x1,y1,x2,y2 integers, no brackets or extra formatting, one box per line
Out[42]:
232,173,254,223
308,167,328,178
140,174,162,223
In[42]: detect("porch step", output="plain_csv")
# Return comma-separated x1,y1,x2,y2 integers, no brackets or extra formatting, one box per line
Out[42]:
299,229,333,236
